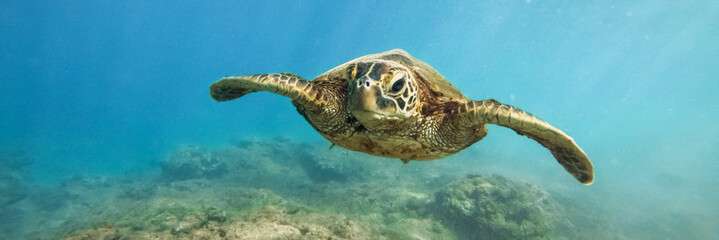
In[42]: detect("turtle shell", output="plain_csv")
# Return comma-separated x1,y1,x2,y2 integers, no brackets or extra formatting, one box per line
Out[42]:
368,49,468,102
316,49,468,103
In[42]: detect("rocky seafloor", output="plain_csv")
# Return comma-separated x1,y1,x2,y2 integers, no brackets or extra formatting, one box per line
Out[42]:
0,139,613,240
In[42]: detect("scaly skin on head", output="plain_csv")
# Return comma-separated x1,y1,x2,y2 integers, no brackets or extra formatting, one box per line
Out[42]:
345,61,420,130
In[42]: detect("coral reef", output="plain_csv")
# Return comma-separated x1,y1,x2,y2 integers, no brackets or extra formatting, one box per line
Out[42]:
167,204,374,240
63,224,119,240
113,198,227,234
4,139,593,239
56,140,460,239
62,188,455,240
429,174,557,240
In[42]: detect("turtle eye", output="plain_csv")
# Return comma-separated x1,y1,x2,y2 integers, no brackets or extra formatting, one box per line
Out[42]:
391,78,405,92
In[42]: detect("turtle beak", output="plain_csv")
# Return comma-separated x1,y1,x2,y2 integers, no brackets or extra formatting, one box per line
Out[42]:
348,76,399,122
350,76,377,107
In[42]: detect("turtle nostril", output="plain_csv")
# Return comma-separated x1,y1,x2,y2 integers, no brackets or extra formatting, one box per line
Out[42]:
365,81,370,87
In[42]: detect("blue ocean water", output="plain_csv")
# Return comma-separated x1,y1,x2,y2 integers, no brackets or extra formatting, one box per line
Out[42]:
1,0,718,239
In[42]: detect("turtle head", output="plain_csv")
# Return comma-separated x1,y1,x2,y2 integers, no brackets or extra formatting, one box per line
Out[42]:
346,61,419,124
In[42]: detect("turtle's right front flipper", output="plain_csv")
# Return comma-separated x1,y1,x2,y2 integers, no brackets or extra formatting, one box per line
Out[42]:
210,73,326,110
450,99,594,185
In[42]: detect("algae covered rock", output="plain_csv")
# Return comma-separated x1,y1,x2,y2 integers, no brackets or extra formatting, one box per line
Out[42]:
429,174,557,240
225,205,374,240
58,140,572,240
63,224,119,240
113,198,227,234
63,189,378,240
161,145,227,180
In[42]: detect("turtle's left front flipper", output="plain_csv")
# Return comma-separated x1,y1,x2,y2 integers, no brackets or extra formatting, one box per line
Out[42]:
210,73,326,110
451,99,594,185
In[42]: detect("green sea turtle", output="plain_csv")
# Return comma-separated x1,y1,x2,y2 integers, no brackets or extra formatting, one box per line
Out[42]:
210,49,594,185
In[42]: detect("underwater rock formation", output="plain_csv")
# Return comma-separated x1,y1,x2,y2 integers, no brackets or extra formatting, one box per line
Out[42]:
63,224,119,240
161,145,227,180
113,199,225,233
429,174,558,240
55,139,459,239
224,205,373,240
61,189,367,239
62,188,453,240
19,138,591,239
